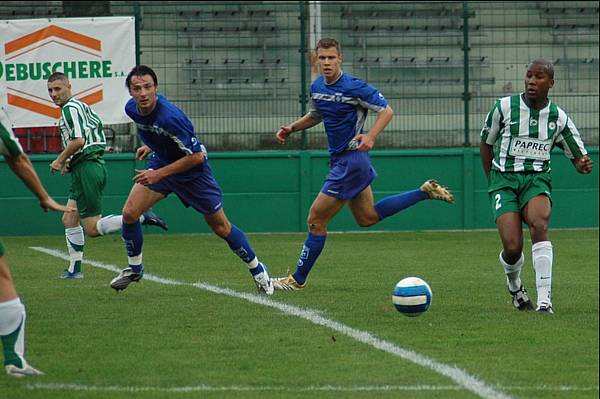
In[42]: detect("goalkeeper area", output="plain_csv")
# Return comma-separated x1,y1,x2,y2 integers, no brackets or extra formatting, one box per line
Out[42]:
0,230,598,399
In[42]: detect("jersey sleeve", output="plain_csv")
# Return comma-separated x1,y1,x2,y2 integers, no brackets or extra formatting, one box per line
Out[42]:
0,108,23,157
307,96,323,120
164,110,203,155
480,99,502,145
352,79,388,112
554,113,588,159
62,105,85,140
124,98,136,120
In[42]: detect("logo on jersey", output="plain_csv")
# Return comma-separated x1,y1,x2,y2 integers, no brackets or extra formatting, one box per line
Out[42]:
509,137,552,160
529,119,538,127
548,122,556,131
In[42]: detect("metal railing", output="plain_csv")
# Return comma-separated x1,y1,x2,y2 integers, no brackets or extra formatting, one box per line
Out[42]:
1,1,598,152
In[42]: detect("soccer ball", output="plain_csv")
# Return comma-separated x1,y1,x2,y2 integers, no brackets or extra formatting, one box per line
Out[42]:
392,277,432,317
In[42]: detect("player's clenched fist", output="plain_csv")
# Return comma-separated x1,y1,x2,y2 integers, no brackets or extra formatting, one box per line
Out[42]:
276,125,293,145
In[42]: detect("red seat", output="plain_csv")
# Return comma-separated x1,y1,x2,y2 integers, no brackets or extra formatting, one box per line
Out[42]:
12,127,62,153
13,128,30,153
29,127,45,153
44,126,62,153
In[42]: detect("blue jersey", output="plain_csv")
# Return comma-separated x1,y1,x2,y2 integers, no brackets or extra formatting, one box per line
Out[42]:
125,95,206,176
309,72,388,154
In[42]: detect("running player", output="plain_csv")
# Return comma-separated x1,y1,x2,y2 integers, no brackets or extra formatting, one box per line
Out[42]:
480,59,593,314
272,38,454,291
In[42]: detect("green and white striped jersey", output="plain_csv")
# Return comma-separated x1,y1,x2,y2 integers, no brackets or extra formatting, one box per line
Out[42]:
480,94,587,173
59,97,106,167
0,107,23,157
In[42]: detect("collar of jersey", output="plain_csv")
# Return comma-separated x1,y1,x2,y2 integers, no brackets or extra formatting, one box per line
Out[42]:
324,71,344,86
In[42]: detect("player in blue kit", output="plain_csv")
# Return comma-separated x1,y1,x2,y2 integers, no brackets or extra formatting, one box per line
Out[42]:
272,38,455,291
109,65,273,295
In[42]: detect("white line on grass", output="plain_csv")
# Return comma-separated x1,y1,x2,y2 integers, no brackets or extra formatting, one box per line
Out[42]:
23,383,599,394
31,246,511,399
25,383,464,393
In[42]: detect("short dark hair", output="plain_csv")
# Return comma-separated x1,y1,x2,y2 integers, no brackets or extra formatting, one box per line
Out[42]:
125,65,158,88
529,59,554,79
316,38,342,55
48,72,68,83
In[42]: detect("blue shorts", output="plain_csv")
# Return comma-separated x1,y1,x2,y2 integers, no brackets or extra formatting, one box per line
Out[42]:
148,162,223,215
321,150,377,200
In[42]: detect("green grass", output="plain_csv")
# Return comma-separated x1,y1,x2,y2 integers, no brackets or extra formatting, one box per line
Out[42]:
0,230,598,399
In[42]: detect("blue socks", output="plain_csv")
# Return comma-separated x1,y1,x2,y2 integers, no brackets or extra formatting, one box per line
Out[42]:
278,189,428,286
374,189,429,221
292,233,327,285
122,221,143,273
224,225,259,273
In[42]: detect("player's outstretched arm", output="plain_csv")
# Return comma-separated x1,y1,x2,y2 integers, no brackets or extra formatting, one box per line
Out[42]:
6,153,74,213
276,114,321,144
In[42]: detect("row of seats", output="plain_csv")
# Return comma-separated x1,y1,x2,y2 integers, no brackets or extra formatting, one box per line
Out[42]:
180,25,278,34
353,56,488,67
190,77,288,84
176,9,274,18
185,58,284,68
13,127,62,154
12,127,116,154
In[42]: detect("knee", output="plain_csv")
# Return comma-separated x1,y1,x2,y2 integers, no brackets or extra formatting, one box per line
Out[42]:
62,212,78,228
122,206,141,224
212,224,230,238
502,243,523,263
307,216,328,234
529,219,549,240
210,221,231,238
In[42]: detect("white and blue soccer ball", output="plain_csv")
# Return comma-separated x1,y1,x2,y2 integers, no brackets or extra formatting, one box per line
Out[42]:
392,277,432,317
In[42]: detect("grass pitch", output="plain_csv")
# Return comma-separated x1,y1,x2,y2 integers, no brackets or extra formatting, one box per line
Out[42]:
0,230,598,399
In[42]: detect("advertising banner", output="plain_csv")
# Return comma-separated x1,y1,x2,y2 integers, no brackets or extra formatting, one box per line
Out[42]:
0,17,135,127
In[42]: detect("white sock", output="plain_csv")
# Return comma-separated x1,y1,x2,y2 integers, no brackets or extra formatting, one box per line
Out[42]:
247,257,259,269
128,254,143,267
532,241,553,307
499,251,524,292
65,226,84,273
96,214,123,236
0,298,27,367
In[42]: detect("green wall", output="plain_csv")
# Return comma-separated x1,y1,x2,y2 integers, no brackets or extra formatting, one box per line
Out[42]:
1,148,598,236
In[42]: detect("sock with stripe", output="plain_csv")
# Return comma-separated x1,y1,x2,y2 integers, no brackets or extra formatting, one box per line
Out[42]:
292,233,327,285
224,225,262,275
499,251,524,292
122,221,143,273
65,226,84,274
0,298,27,367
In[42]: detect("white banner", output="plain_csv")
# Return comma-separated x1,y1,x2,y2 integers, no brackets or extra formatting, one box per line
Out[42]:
0,17,135,127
